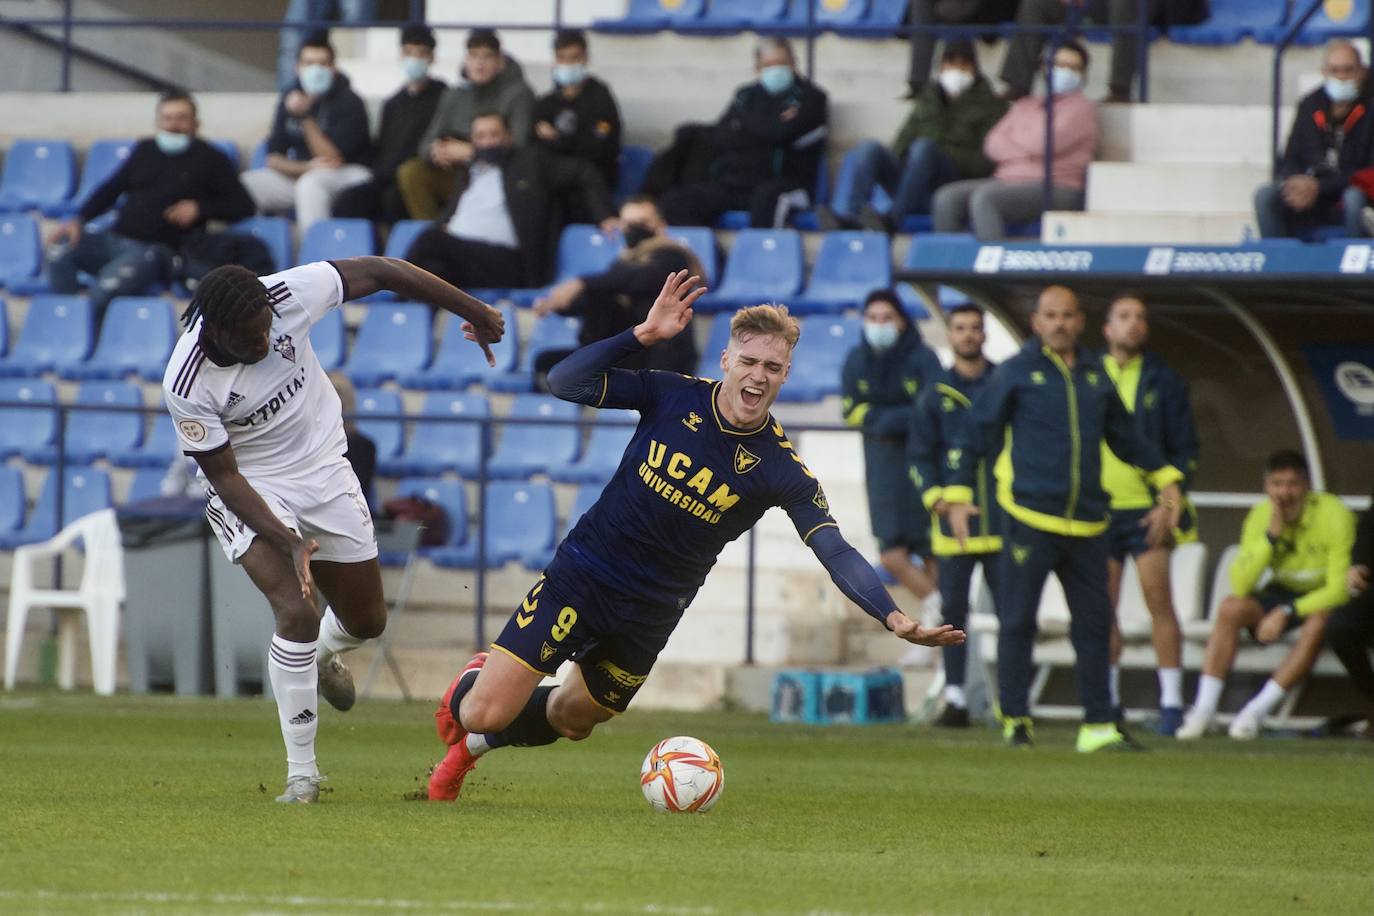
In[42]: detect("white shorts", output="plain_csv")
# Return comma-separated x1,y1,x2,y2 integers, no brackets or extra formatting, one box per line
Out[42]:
205,460,377,564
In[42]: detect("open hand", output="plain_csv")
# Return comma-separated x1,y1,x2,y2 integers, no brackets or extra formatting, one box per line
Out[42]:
887,611,965,647
946,502,978,548
633,269,705,346
291,537,320,600
163,199,200,228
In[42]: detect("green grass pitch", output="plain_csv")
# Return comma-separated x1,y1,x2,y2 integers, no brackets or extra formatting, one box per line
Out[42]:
2,692,1370,914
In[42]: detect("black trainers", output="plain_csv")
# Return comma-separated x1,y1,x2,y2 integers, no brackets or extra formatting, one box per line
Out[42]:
933,704,970,728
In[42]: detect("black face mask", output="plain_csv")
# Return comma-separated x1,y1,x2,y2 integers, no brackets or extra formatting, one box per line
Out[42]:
622,223,655,248
473,145,508,165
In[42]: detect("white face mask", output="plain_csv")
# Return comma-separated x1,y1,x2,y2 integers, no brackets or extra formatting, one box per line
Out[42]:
938,68,975,98
1050,66,1083,95
401,56,430,83
863,322,899,351
1325,76,1360,103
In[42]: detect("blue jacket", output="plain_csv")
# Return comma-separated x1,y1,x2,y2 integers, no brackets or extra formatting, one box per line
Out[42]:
946,338,1183,537
909,361,1003,556
1112,349,1199,491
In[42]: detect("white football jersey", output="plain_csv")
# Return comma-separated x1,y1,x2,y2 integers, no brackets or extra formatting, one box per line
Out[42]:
163,261,348,480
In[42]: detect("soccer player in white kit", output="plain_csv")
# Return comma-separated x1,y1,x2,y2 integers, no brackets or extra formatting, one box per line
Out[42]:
163,257,503,803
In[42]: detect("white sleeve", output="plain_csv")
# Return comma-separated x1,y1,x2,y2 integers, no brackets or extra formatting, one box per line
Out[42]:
261,261,346,327
164,387,229,456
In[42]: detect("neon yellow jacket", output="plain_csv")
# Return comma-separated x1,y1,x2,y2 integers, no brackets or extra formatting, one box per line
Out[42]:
1231,491,1356,616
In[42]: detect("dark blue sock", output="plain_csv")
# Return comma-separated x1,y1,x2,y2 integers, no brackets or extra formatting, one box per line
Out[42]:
486,686,560,749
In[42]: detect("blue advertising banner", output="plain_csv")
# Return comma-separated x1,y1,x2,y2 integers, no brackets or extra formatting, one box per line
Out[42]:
1304,345,1374,441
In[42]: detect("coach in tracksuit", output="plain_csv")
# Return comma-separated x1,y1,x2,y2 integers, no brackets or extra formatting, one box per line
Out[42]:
944,286,1184,752
909,303,1002,727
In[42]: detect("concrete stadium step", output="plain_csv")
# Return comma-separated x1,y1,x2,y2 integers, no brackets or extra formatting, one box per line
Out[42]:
1086,161,1270,215
1098,104,1284,167
1041,210,1257,245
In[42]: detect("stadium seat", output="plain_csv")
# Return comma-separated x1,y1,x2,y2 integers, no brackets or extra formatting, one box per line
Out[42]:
310,306,346,371
0,214,42,289
398,305,517,390
0,295,94,377
0,465,24,536
521,479,610,570
791,231,891,315
343,302,432,387
894,283,932,321
510,224,624,307
0,139,76,213
695,313,735,380
1171,0,1287,44
668,226,719,286
431,481,556,569
0,379,57,459
676,0,788,33
60,296,176,381
48,139,133,218
299,218,376,265
388,477,468,562
486,313,581,393
1259,0,1367,44
25,381,144,465
124,466,169,504
592,0,706,33
354,388,405,463
109,411,178,468
378,391,490,478
249,137,271,170
549,411,639,483
369,218,434,302
776,315,860,402
697,229,804,313
0,466,113,550
232,216,293,273
0,296,6,356
615,145,654,202
209,138,240,170
487,394,581,479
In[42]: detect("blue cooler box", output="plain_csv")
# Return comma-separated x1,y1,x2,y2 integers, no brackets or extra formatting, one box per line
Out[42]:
770,669,823,723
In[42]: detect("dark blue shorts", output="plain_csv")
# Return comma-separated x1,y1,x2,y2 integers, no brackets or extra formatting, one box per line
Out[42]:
1106,501,1199,562
1247,585,1305,640
490,553,681,714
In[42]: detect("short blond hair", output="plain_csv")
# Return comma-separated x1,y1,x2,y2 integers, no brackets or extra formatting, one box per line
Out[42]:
729,303,800,350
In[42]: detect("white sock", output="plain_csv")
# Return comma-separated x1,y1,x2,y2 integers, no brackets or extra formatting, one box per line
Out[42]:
1158,667,1183,708
1108,665,1121,707
465,732,493,758
944,685,966,709
1239,678,1287,721
318,606,365,665
268,634,320,780
1194,674,1224,717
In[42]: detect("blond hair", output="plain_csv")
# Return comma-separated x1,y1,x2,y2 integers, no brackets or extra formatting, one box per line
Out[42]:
729,303,800,350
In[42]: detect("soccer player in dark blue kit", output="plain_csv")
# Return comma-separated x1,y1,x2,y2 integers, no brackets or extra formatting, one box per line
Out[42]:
426,271,965,800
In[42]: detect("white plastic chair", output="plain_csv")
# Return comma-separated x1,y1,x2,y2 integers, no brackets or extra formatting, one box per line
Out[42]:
5,508,125,695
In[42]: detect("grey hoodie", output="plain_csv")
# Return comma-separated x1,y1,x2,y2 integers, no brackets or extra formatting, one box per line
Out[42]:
417,55,536,154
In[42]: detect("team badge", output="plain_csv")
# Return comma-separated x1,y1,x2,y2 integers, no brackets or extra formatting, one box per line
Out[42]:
1030,371,1046,385
540,642,556,663
682,411,703,432
1012,544,1031,565
812,484,829,512
178,419,207,443
734,444,760,474
1085,371,1099,386
273,333,296,363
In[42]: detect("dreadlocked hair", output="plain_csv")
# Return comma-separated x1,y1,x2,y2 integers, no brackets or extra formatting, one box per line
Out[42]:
182,264,272,330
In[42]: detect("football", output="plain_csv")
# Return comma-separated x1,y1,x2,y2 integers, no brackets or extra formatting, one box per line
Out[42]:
639,736,724,813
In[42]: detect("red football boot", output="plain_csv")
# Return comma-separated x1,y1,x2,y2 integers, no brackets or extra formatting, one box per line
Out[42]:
434,652,487,746
427,740,479,802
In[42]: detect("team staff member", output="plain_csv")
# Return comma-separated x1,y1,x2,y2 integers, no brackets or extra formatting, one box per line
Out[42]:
1325,483,1374,717
842,289,944,614
945,285,1184,752
910,303,1002,727
1098,293,1199,736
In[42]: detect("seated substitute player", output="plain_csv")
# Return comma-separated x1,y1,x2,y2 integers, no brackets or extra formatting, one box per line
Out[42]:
425,271,965,800
163,257,504,803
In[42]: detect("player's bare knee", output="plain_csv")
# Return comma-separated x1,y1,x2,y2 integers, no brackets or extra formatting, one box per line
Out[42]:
879,550,906,576
345,604,387,640
459,694,517,735
1217,596,1250,626
273,598,320,642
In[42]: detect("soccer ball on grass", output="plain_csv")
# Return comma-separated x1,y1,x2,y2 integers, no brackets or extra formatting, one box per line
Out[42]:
639,736,724,813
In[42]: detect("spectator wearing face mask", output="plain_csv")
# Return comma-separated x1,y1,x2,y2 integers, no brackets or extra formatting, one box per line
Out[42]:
932,40,1096,240
240,32,372,233
333,23,448,226
818,40,1007,233
659,38,828,228
1254,40,1374,240
532,194,699,377
1000,0,1160,104
532,29,622,205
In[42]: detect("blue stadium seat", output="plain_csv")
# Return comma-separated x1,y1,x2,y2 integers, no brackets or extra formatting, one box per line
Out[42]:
60,296,176,381
676,0,788,33
386,219,431,260
398,305,517,390
615,145,654,202
549,411,638,483
249,137,271,170
0,140,76,214
110,411,178,468
1258,0,1369,45
431,481,556,569
0,466,113,550
792,231,891,315
124,466,169,505
894,282,933,321
592,0,706,33
48,139,134,218
354,388,405,463
0,295,94,377
0,465,23,537
668,226,719,286
1171,0,1287,44
487,313,581,393
25,381,144,465
697,229,804,313
379,391,490,478
0,214,42,289
488,394,581,479
233,216,293,273
776,315,860,402
695,313,735,380
0,379,57,459
522,479,609,570
510,224,624,307
299,218,376,265
0,296,6,356
343,302,432,387
310,306,346,371
833,0,908,35
210,138,240,170
387,477,468,562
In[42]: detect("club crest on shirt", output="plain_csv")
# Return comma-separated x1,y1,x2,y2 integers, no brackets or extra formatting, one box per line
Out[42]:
274,333,296,363
812,484,829,512
734,444,760,474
